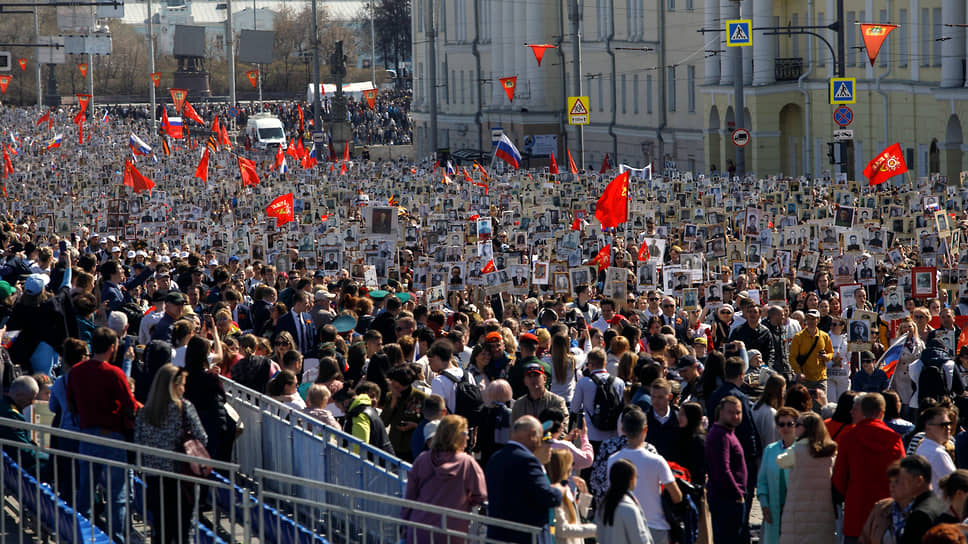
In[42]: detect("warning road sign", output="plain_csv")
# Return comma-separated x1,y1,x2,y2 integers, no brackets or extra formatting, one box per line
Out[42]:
568,96,590,125
829,77,856,104
726,20,753,47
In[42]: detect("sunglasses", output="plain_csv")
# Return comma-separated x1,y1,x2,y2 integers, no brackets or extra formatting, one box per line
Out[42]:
661,304,674,308
275,342,291,347
776,421,795,428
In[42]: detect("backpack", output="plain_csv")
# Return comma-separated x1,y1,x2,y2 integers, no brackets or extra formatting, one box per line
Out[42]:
662,461,700,544
918,363,951,404
588,373,623,431
441,369,485,427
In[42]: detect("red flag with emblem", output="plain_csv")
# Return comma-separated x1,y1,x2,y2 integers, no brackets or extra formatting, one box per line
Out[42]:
499,76,517,102
245,70,259,88
863,143,907,186
362,89,377,109
238,156,260,186
150,72,161,87
860,24,898,67
123,160,155,194
585,244,611,272
0,76,9,95
183,101,205,125
566,146,579,174
194,148,209,184
170,88,188,114
78,63,88,78
266,193,295,227
17,59,26,71
595,171,629,228
637,239,651,261
481,259,496,274
549,151,559,175
527,44,556,67
77,94,91,115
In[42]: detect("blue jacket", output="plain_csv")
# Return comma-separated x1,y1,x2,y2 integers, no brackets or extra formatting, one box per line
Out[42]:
851,368,889,393
485,442,562,543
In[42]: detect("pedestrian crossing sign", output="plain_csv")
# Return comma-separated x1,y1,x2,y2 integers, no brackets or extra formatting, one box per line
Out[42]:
830,77,856,104
726,20,752,47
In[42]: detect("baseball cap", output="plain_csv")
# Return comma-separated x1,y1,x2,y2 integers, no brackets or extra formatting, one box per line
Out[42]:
126,250,136,259
111,246,121,253
0,280,15,299
24,274,49,296
519,332,539,344
165,292,188,305
229,255,240,262
693,337,707,346
805,309,821,318
676,355,698,370
860,351,876,363
208,259,219,267
485,331,503,343
523,362,545,375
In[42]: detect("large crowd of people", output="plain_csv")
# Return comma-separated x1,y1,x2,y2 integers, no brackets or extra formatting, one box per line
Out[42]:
1,95,968,544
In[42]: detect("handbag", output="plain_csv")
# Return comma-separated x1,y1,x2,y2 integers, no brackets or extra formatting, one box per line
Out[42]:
179,407,213,477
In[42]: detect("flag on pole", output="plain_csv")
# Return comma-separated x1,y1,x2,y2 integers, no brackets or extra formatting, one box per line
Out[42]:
245,70,259,88
549,151,559,175
473,162,489,181
595,171,630,228
194,148,209,184
2,146,13,178
17,59,26,71
637,239,651,261
494,134,522,169
570,217,582,231
0,75,10,95
266,193,295,227
585,244,611,272
77,94,91,115
36,111,50,127
863,143,906,186
238,156,260,186
362,89,377,109
123,160,155,194
129,133,152,155
183,101,205,125
566,146,579,174
78,63,88,78
297,106,304,133
599,153,611,173
481,259,496,274
46,134,63,150
860,24,898,67
877,332,908,379
150,72,161,87
169,88,188,114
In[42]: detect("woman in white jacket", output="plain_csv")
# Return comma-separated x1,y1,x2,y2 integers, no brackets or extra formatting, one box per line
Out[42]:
825,318,850,402
595,458,653,544
546,449,597,544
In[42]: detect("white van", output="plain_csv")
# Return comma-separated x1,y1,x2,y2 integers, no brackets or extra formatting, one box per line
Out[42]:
244,113,287,150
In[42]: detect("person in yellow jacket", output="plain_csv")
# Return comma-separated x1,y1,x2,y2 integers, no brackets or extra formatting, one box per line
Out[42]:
789,309,833,392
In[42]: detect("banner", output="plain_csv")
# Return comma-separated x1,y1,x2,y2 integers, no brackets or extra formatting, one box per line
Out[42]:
499,76,517,103
0,75,9,95
169,88,188,114
362,89,377,109
527,44,556,67
78,63,88,78
860,24,898,67
150,72,161,87
77,94,91,115
17,59,26,71
245,70,258,88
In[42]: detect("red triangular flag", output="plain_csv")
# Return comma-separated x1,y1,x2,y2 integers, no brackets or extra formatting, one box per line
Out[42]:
585,244,611,272
595,171,629,228
527,44,555,67
860,24,898,67
599,153,611,174
238,156,260,186
78,63,88,78
77,94,91,115
2,147,13,178
266,193,295,227
549,151,559,175
637,239,651,261
570,217,582,231
123,160,155,194
0,75,10,95
183,101,205,125
499,76,517,102
194,148,210,184
150,72,161,87
481,259,496,274
566,146,578,174
245,70,259,88
362,89,377,109
295,138,307,159
169,88,188,114
211,116,221,136
17,59,26,72
863,143,907,186
219,123,232,148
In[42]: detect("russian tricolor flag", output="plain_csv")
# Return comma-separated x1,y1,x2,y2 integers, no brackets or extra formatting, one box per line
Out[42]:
129,133,152,156
494,134,521,169
47,134,63,150
446,160,456,176
879,333,907,379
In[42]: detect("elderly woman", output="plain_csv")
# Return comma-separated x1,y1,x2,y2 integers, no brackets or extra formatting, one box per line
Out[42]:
401,415,486,543
776,412,838,544
756,406,799,544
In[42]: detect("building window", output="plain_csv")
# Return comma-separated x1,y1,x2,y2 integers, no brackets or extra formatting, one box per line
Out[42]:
846,11,856,66
668,0,674,11
686,0,693,10
921,8,930,67
899,9,908,68
933,8,942,66
647,74,653,113
668,66,676,112
633,74,639,114
621,74,627,114
687,65,695,112
440,1,446,39
856,11,865,66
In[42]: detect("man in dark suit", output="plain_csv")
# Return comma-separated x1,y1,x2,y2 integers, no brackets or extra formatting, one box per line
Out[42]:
273,291,315,356
893,455,949,544
224,288,253,332
250,284,275,337
485,415,562,543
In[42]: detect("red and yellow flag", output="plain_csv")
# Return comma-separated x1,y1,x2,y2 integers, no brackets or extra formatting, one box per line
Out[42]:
499,76,517,102
0,75,9,95
150,72,161,87
17,59,26,71
860,24,898,67
595,171,629,228
169,88,188,114
266,193,295,227
362,89,377,109
863,143,907,186
585,244,611,272
245,70,258,88
78,63,88,78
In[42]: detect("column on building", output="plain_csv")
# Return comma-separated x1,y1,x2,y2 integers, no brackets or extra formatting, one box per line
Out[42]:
719,0,738,84
941,0,965,87
526,0,543,106
752,0,775,85
705,0,721,84
490,0,503,104
502,0,515,107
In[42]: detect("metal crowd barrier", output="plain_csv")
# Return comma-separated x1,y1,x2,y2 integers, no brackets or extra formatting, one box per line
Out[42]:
220,377,410,501
252,467,545,544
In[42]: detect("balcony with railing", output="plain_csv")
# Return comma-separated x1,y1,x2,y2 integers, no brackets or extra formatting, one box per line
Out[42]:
775,58,804,82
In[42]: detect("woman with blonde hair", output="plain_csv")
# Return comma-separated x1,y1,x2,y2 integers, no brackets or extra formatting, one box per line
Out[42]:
401,415,487,543
134,364,208,544
546,449,597,544
776,411,837,544
890,317,924,420
549,334,578,405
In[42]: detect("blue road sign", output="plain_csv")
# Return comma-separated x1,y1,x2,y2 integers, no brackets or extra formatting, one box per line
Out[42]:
834,106,853,127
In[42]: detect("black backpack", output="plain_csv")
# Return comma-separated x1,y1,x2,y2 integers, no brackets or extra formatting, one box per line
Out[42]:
441,368,485,427
588,373,623,431
918,363,951,404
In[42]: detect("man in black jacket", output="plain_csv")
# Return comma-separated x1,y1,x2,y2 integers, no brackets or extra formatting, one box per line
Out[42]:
729,302,772,365
892,455,949,544
764,305,793,382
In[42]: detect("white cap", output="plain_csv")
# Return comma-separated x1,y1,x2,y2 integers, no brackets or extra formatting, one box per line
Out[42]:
126,250,136,259
160,255,171,263
208,259,219,267
136,250,147,257
111,246,121,253
179,251,189,258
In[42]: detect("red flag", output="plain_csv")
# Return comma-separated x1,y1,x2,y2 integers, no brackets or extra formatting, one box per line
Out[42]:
273,145,285,171
585,244,611,272
860,24,898,67
473,162,489,181
238,156,260,186
599,153,611,173
36,111,50,127
245,70,259,88
2,146,13,178
183,101,205,124
78,63,88,78
570,217,582,231
863,143,907,186
527,44,556,67
266,193,295,227
549,151,559,175
499,76,517,102
462,167,474,183
17,59,26,71
73,111,86,125
339,143,349,175
481,259,496,274
211,116,221,137
77,94,91,115
123,160,155,194
301,151,317,169
295,138,307,159
0,75,10,94
150,72,161,87
595,171,629,228
194,148,210,184
362,89,377,109
637,239,651,261
169,88,188,114
297,106,304,133
566,146,578,174
219,123,232,148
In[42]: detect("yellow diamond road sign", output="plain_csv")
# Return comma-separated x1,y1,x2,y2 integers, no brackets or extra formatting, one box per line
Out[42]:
568,96,590,125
